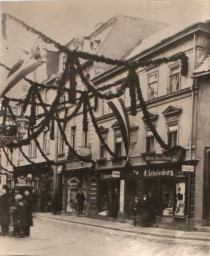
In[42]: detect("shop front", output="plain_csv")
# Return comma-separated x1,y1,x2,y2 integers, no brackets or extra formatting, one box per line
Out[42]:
132,163,196,230
62,160,92,215
14,162,54,212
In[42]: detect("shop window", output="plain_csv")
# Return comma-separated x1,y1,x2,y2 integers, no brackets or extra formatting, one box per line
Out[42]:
146,130,155,152
148,72,158,100
28,140,37,158
71,126,76,149
162,182,174,216
43,130,50,154
175,182,185,217
114,131,122,157
168,64,181,94
58,130,64,155
100,133,108,159
168,124,178,147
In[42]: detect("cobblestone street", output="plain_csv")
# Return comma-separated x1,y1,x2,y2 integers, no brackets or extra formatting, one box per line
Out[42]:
0,215,209,256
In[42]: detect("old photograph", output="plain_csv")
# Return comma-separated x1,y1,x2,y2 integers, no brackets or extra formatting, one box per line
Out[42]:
0,0,210,255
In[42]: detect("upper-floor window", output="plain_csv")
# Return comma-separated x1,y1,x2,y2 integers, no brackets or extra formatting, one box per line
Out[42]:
28,140,37,158
100,132,108,159
146,130,155,152
63,54,67,71
114,130,122,157
148,72,158,100
82,123,89,148
43,130,50,154
168,64,181,94
71,126,76,149
168,124,178,148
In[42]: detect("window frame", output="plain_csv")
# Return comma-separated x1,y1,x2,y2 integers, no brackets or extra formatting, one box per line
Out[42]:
43,130,50,155
100,132,108,159
71,126,77,150
147,71,158,100
114,130,123,157
167,123,178,148
28,140,37,158
58,130,65,156
168,63,181,94
146,130,155,152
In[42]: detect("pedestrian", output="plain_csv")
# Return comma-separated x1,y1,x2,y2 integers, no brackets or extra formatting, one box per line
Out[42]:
52,191,61,215
23,190,33,236
148,191,156,225
13,194,27,238
139,194,151,227
0,186,10,235
111,188,119,219
133,196,139,226
76,188,85,215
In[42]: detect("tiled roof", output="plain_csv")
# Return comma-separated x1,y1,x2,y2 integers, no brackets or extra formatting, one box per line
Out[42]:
193,55,210,76
126,14,210,60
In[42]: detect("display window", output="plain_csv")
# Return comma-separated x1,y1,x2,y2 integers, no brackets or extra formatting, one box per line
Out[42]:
66,177,80,212
175,182,185,217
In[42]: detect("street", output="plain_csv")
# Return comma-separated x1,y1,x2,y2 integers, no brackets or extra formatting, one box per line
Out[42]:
0,215,209,256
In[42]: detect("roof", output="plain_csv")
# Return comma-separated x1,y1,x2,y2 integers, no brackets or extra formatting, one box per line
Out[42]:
126,14,210,60
193,54,210,77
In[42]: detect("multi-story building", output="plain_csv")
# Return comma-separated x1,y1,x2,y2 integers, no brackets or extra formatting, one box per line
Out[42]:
2,15,210,230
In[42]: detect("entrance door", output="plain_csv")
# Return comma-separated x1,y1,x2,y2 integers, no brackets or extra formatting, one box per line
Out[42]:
125,179,137,218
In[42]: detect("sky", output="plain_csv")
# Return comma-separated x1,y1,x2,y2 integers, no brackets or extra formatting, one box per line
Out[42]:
0,0,210,97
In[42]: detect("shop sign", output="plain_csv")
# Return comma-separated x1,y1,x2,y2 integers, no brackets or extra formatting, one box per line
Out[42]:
143,152,172,162
101,171,121,179
65,161,91,170
182,165,194,172
144,169,174,177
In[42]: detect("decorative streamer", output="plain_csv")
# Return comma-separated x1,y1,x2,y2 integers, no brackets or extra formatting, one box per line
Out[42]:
68,55,77,104
50,117,55,140
83,93,88,132
127,67,137,116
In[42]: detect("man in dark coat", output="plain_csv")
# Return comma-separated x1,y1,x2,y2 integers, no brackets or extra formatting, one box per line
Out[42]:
111,188,119,219
133,196,139,226
23,191,33,236
76,188,85,215
0,187,10,235
139,194,151,227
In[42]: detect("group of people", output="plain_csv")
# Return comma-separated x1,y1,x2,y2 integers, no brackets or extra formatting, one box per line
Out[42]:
133,192,157,227
0,185,33,238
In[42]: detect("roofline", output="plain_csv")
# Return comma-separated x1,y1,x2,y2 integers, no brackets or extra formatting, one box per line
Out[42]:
91,22,210,85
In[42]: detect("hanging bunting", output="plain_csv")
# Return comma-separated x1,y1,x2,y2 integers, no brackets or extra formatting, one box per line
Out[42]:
83,93,88,132
50,117,55,140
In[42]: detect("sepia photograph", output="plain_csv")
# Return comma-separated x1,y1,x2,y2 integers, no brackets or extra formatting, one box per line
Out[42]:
0,0,210,255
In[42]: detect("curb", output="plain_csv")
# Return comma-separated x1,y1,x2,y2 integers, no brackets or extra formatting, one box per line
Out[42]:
37,214,210,243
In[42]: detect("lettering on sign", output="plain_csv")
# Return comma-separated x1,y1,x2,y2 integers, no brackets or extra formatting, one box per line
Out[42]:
182,165,194,172
144,169,174,177
65,161,91,170
101,171,121,179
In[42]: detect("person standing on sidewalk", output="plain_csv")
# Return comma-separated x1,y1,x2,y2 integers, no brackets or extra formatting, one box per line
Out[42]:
23,191,33,237
0,186,10,236
76,188,85,215
133,196,139,226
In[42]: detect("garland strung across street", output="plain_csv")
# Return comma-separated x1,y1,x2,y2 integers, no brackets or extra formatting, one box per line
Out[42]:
0,13,187,174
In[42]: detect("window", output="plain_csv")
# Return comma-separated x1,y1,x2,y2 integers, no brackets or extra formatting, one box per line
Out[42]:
58,131,64,155
148,72,158,100
28,140,37,158
168,124,178,147
114,131,122,157
100,133,108,159
43,131,50,154
146,130,155,152
71,126,76,149
62,54,67,70
129,128,138,147
83,124,88,148
168,64,181,93
59,93,66,107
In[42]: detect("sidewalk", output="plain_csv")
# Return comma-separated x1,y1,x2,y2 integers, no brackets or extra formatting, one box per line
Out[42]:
36,212,210,243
